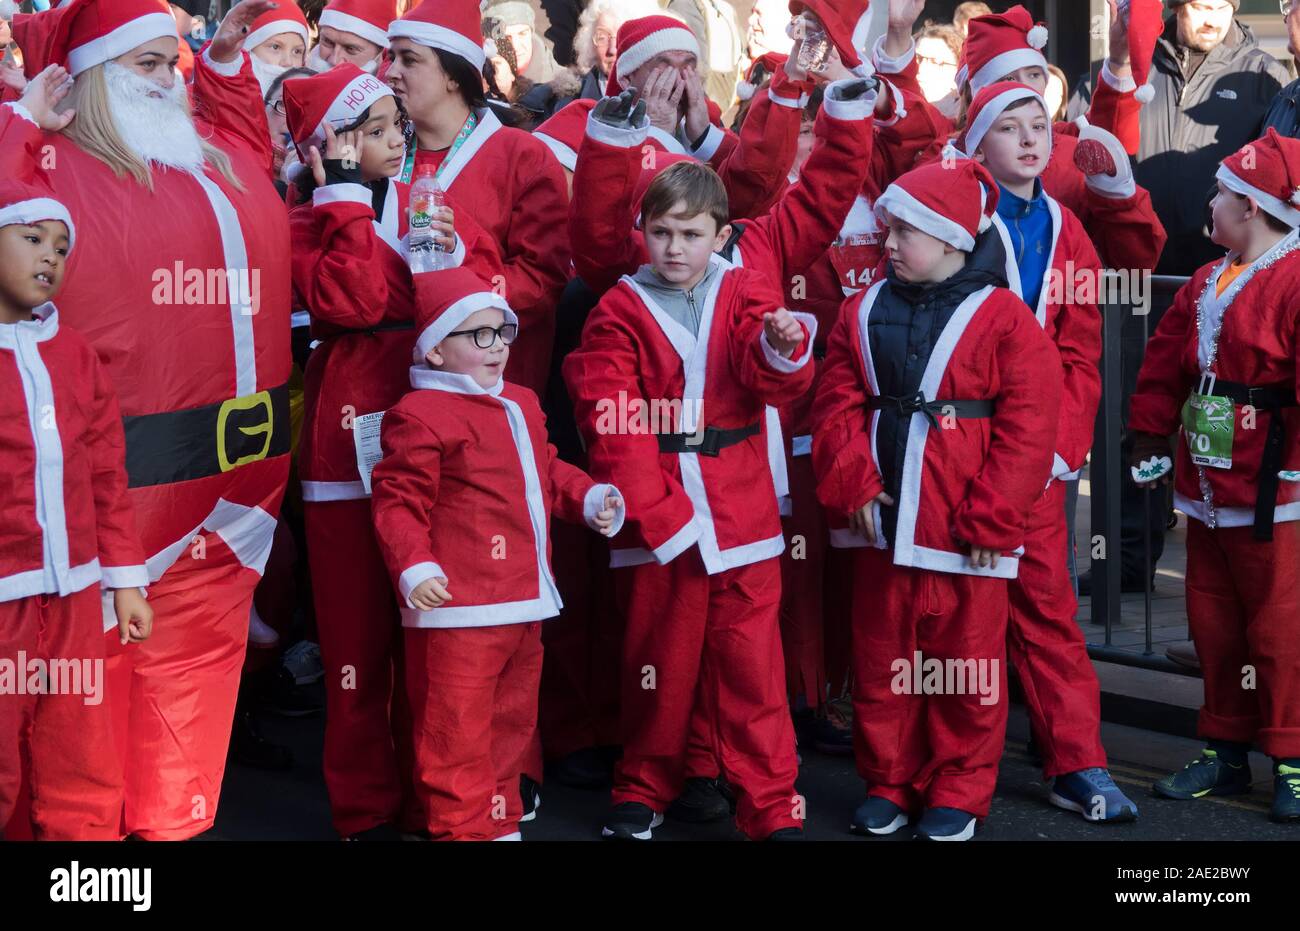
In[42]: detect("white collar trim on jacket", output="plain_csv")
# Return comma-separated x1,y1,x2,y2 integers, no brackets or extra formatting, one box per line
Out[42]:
408,365,504,396
990,195,1062,328
435,107,503,191
0,302,59,347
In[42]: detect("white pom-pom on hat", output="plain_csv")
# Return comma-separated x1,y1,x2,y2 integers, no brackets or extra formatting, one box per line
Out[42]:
1026,24,1048,49
736,80,756,101
1135,82,1155,104
1291,187,1300,208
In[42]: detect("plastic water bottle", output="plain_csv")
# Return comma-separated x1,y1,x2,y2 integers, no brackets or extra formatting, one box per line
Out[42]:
408,164,448,272
795,13,832,75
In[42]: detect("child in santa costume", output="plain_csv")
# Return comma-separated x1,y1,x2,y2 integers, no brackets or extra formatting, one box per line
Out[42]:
812,158,1062,841
1130,129,1300,824
370,267,623,841
2,0,293,841
0,182,152,840
284,62,505,839
564,160,816,841
960,80,1140,822
243,1,309,96
386,0,569,398
871,3,1167,272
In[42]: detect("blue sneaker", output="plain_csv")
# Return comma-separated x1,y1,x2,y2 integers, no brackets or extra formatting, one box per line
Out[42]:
849,796,910,836
1050,768,1139,822
914,807,977,841
1270,764,1300,823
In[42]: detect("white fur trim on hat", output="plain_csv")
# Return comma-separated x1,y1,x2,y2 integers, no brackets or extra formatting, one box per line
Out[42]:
414,292,519,362
874,184,975,252
319,9,390,49
0,197,76,250
389,20,488,70
963,85,1048,156
1216,164,1300,229
66,12,176,76
245,19,311,53
967,47,1048,93
535,132,577,171
319,72,394,136
615,26,700,84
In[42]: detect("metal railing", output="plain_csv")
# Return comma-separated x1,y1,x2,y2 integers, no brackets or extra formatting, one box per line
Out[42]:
1086,273,1201,677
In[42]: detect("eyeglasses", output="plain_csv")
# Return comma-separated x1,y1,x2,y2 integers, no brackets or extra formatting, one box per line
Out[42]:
269,99,286,115
445,323,518,349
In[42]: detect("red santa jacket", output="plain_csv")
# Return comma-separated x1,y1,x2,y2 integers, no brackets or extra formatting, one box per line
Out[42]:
812,280,1061,578
371,368,623,628
289,178,505,501
0,305,146,601
990,192,1103,480
412,108,569,397
563,262,816,574
0,49,290,584
1130,234,1300,528
873,41,1166,271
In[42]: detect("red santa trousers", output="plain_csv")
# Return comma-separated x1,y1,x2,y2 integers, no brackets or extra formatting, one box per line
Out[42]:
1006,481,1106,777
104,534,259,840
0,587,120,840
613,551,801,838
404,621,543,841
1186,519,1300,757
538,519,621,762
850,547,1009,818
304,499,416,836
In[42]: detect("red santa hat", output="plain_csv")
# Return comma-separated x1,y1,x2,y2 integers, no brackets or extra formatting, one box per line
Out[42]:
736,52,786,101
958,80,1052,158
1126,0,1164,105
534,99,595,172
45,0,177,77
388,0,487,72
413,268,520,363
244,1,311,52
874,158,999,252
12,6,69,78
957,4,1049,94
608,14,700,95
788,0,871,70
318,0,396,49
0,180,75,251
282,62,395,155
1216,128,1300,229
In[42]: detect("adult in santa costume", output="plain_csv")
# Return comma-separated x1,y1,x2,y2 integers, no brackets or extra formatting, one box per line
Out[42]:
311,0,394,73
284,62,505,838
385,0,570,398
1130,129,1300,823
0,181,152,840
871,2,1167,272
370,267,624,841
2,0,291,841
812,158,1061,840
244,0,309,96
960,81,1138,821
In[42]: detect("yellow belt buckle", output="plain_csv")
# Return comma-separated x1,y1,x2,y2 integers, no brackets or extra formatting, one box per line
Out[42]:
217,390,274,472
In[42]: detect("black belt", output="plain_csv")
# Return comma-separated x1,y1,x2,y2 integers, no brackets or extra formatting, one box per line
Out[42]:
867,391,994,429
657,421,761,457
1205,380,1297,542
122,383,291,488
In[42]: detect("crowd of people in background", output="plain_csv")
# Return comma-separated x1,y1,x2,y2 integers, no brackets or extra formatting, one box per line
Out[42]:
1,0,1299,844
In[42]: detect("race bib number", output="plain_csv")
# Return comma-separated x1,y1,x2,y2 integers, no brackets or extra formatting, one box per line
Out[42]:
1181,377,1234,470
829,234,879,295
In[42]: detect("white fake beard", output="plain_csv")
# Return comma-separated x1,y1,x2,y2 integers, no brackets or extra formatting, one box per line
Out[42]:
250,52,290,97
306,44,380,75
103,62,205,173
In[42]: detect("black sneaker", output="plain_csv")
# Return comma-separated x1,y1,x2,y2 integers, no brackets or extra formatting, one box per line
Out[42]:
263,665,323,718
766,827,804,841
667,777,731,823
1152,749,1252,800
601,802,663,840
520,775,541,823
1271,764,1300,823
229,710,293,771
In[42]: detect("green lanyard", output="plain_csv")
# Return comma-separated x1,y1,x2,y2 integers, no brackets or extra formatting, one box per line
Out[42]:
400,111,479,185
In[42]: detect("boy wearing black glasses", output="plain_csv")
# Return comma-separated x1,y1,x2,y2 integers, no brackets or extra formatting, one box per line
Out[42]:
369,267,624,841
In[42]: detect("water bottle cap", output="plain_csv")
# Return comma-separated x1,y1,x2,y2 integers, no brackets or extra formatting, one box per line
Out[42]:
415,164,436,178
